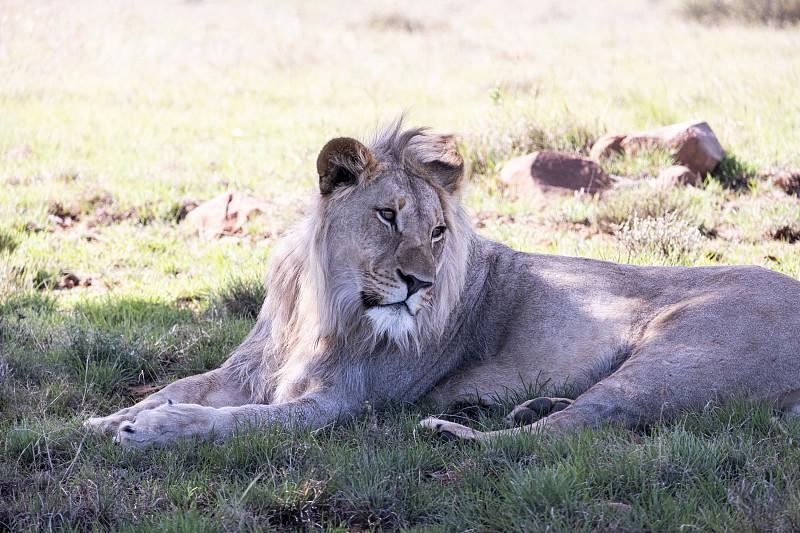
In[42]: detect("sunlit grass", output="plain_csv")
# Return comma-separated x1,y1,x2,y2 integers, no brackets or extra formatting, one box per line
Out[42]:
2,0,800,531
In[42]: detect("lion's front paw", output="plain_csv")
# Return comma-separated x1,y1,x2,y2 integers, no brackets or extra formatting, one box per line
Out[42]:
84,412,133,435
420,417,482,441
84,401,160,435
506,397,573,427
114,403,222,448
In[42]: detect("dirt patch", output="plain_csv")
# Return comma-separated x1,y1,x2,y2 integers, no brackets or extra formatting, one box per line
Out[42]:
29,268,105,291
4,144,32,163
47,202,82,228
55,271,104,290
84,193,156,227
772,225,800,243
472,211,607,247
91,206,152,226
125,383,165,401
176,295,204,313
46,192,161,232
429,458,476,485
472,212,537,229
369,13,427,32
764,169,800,196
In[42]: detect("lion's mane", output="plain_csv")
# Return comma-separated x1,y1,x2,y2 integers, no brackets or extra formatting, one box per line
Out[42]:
226,122,474,404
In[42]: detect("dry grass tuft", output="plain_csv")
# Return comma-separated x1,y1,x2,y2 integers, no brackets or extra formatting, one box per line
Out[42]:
615,212,706,262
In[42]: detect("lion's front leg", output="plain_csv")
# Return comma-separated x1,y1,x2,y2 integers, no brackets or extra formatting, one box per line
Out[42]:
114,393,355,448
114,402,228,447
84,366,250,435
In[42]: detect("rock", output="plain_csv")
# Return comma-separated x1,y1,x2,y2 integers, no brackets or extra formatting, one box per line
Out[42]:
589,133,626,160
500,150,611,205
183,192,274,237
654,165,701,190
4,143,32,162
621,121,724,174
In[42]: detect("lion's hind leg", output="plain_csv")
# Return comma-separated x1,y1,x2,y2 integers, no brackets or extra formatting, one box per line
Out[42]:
777,389,800,417
422,399,586,442
420,417,502,441
506,397,573,427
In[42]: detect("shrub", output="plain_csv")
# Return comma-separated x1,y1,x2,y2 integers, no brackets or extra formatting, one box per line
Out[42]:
681,0,800,27
772,223,800,243
714,154,758,189
460,115,599,183
593,185,698,234
211,276,266,320
32,268,58,290
0,228,19,254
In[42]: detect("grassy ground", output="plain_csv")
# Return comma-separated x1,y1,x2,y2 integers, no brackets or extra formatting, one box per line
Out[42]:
2,0,800,531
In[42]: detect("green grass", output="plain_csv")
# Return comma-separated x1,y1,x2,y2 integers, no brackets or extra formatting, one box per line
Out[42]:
2,0,800,531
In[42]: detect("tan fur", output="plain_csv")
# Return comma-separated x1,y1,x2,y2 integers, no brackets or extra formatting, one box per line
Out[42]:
85,121,800,447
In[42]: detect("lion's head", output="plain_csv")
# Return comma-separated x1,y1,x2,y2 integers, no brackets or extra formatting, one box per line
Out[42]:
263,122,473,360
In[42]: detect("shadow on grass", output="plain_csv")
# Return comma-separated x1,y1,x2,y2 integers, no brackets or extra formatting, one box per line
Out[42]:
69,296,255,384
713,153,758,189
0,288,257,426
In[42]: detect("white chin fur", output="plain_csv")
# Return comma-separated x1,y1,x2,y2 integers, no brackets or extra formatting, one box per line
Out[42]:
366,305,415,342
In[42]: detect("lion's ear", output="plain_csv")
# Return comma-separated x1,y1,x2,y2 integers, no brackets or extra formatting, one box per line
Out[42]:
316,137,377,196
405,133,465,194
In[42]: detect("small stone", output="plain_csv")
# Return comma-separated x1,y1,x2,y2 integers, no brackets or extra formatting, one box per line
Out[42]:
500,150,611,205
654,165,701,190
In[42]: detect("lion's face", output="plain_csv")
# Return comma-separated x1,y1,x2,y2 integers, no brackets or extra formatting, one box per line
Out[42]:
315,130,464,343
333,173,448,338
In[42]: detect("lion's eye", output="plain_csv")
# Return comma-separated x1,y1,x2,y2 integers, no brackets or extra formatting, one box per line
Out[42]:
378,209,396,223
431,226,446,240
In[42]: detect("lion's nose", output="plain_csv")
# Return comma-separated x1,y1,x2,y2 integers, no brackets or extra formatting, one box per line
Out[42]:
397,270,433,298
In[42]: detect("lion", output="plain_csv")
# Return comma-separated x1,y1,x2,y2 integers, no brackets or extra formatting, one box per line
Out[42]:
85,121,800,447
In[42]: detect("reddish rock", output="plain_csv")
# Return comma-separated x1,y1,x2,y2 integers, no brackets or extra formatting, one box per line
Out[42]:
183,192,274,237
621,121,724,174
654,165,701,190
589,133,626,160
500,150,611,205
4,143,32,162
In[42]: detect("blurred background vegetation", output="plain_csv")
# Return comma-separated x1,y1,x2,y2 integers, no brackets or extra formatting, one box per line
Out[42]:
1,1,799,531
